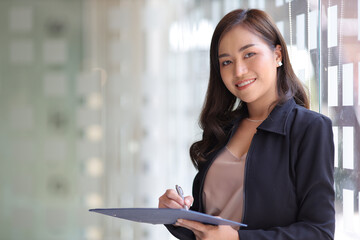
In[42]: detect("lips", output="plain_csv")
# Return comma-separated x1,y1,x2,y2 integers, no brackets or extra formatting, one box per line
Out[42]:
235,78,256,89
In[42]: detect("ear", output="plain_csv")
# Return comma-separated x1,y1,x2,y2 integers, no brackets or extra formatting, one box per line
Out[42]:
274,44,282,63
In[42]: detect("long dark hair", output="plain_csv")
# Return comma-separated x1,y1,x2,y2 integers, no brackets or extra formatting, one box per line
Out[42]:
189,9,309,169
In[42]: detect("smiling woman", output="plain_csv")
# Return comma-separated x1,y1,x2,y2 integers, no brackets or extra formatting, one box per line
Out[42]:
218,25,281,109
159,8,335,240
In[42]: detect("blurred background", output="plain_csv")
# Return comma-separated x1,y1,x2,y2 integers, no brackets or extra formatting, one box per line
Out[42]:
0,0,359,239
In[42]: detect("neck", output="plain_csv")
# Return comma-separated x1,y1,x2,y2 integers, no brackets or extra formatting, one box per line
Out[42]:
246,99,278,120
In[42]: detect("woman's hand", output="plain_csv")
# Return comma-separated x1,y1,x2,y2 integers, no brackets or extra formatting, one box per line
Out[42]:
175,219,239,240
158,189,193,209
159,190,238,239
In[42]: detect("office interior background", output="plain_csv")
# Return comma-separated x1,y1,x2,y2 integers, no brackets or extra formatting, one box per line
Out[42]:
0,0,359,239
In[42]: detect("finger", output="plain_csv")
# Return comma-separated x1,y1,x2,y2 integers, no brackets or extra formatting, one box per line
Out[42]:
175,219,216,239
158,195,184,209
165,189,186,205
158,189,185,209
184,195,194,208
175,219,209,233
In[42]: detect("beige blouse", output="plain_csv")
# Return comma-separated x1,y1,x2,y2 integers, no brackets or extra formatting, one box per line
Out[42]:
203,147,247,225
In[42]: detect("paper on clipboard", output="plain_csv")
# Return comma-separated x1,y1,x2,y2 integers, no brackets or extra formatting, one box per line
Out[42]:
89,208,247,227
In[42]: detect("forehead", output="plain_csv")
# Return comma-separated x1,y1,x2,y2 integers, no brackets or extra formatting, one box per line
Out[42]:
218,25,268,52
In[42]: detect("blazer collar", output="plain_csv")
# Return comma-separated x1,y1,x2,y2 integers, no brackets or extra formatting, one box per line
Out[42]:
256,98,296,136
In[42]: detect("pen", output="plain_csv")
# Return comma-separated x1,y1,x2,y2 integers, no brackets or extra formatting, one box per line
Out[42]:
175,185,189,210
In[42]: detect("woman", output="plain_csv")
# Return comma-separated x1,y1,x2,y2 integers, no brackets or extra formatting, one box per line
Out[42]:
158,9,334,240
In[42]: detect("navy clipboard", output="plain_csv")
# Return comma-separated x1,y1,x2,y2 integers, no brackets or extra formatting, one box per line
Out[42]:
89,208,247,227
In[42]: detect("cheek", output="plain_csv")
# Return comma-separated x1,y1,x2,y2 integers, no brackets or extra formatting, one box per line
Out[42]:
220,69,231,84
257,58,277,78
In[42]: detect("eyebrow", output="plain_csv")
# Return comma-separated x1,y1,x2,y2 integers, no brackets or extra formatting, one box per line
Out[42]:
218,43,256,59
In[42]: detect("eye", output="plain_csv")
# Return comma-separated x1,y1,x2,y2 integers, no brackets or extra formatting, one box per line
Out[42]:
244,52,255,58
221,60,232,66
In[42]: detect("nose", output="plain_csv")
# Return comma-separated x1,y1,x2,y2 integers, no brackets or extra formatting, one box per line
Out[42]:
234,60,248,77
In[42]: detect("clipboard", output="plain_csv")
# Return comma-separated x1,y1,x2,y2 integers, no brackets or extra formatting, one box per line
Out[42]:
89,208,247,227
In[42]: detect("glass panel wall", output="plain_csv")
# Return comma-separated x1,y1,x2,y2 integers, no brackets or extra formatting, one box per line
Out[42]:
0,0,359,239
320,0,360,239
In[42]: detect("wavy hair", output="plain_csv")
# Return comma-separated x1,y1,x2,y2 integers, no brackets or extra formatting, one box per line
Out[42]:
189,9,309,169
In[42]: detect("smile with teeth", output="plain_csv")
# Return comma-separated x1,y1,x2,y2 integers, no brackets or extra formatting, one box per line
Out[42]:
236,78,256,88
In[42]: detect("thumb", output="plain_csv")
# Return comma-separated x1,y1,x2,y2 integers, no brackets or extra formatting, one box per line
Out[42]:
184,196,194,208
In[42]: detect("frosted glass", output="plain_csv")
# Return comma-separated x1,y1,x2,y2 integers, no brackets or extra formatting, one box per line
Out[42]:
10,40,33,63
85,193,103,208
109,41,121,64
328,5,338,48
44,139,67,162
296,14,305,50
108,7,130,31
109,40,131,64
248,0,257,9
11,208,34,229
224,0,241,14
276,21,284,37
76,141,101,159
11,140,35,162
359,0,360,40
9,7,33,32
43,39,67,64
343,189,354,231
296,68,305,84
309,10,318,50
12,175,35,197
85,226,103,240
77,108,100,127
328,66,338,106
9,105,34,130
211,1,221,24
343,127,354,170
258,0,265,10
342,63,353,106
276,0,284,7
333,127,338,168
46,208,67,231
249,0,265,9
76,72,100,94
86,125,103,142
43,72,67,96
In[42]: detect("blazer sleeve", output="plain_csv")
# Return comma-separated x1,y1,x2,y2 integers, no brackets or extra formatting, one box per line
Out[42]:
164,224,195,240
238,115,335,240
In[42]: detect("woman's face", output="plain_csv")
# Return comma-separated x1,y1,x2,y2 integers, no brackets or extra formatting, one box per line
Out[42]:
218,25,282,106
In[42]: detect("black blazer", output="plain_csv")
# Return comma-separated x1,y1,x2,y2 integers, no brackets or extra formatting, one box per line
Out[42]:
167,98,335,240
